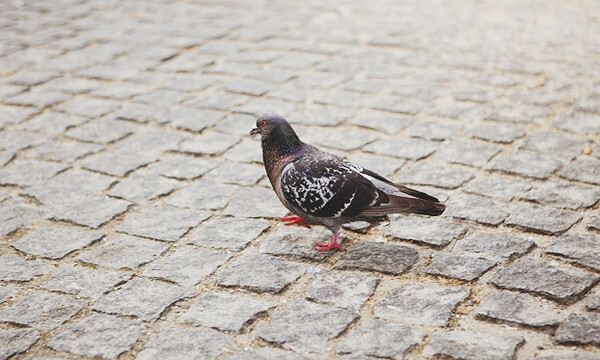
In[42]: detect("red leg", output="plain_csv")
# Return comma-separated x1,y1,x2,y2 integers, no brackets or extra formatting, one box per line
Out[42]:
315,232,344,252
278,216,311,229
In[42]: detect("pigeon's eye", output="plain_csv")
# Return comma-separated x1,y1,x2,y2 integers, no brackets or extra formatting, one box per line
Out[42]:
260,120,267,127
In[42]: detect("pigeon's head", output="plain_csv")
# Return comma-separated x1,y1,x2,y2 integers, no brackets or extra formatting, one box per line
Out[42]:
249,114,298,140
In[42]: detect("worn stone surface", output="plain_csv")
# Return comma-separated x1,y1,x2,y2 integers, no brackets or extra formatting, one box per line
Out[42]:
488,150,562,179
137,326,233,360
48,313,146,359
536,349,600,360
453,233,534,262
491,259,598,303
364,138,437,160
555,313,600,346
179,291,275,332
305,271,379,311
223,187,287,218
0,254,52,282
107,172,182,203
231,347,311,360
0,286,17,303
189,216,269,250
260,225,331,260
375,283,470,326
423,330,524,360
424,253,496,281
77,234,168,269
142,246,232,286
438,139,501,167
0,159,69,186
334,242,418,275
522,182,600,210
546,233,600,271
385,216,467,247
588,287,600,311
506,202,581,235
0,328,41,360
42,265,133,299
470,122,526,143
0,292,86,330
257,300,357,354
559,156,600,185
117,205,210,242
217,254,305,293
146,154,217,180
166,181,239,210
475,291,565,328
444,194,509,225
337,319,425,358
0,199,48,236
10,226,104,259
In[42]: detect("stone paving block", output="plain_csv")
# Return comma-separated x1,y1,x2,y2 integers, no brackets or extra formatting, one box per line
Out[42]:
0,129,47,152
231,347,310,360
107,172,182,203
35,76,103,94
113,102,157,123
223,187,287,218
555,111,600,135
92,277,194,321
587,287,600,311
288,104,355,127
217,254,305,293
89,82,148,99
48,313,145,359
223,78,273,96
453,232,534,262
470,122,526,143
444,194,509,225
17,111,87,137
363,138,437,160
179,291,275,332
535,349,600,360
78,234,168,269
349,111,413,135
167,181,239,210
488,150,562,179
0,199,48,236
257,300,357,354
42,266,133,300
223,139,263,163
574,91,600,114
555,313,600,346
25,140,101,163
506,202,581,235
189,216,269,250
147,154,217,180
296,125,377,151
546,233,600,271
0,106,39,129
81,148,162,176
385,216,467,247
6,90,70,108
334,241,418,275
185,92,247,111
406,120,463,141
156,52,214,72
0,328,41,360
0,293,86,330
10,225,104,259
491,259,598,303
0,159,69,186
0,286,17,303
476,290,565,328
438,139,502,167
305,271,379,311
522,182,600,210
66,118,134,144
422,330,524,360
395,161,474,189
165,107,224,132
117,205,210,242
51,194,132,228
337,319,425,358
55,97,121,117
314,91,365,109
259,225,331,261
0,150,14,167
203,161,264,186
142,246,232,286
521,131,588,163
424,253,496,281
178,132,240,155
5,69,58,86
589,216,600,231
559,156,600,185
375,283,470,326
367,96,424,115
137,326,232,360
293,73,349,91
0,254,51,282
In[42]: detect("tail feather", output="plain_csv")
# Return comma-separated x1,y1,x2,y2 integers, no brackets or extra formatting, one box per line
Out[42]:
360,193,445,217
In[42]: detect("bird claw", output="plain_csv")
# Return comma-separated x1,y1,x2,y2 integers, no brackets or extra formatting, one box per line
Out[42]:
314,232,344,252
278,216,311,228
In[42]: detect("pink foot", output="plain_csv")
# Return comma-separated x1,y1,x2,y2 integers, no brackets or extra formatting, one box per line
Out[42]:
279,216,311,229
315,232,344,252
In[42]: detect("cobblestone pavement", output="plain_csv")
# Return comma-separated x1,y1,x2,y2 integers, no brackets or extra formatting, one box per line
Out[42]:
1,0,599,359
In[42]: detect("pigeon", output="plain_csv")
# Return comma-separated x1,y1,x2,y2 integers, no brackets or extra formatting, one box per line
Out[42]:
250,114,445,252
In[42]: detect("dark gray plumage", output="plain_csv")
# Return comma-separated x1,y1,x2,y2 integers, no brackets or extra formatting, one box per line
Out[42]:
250,114,445,251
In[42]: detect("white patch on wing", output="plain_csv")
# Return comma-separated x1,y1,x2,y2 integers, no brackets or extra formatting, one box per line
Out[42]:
334,190,356,217
281,162,337,214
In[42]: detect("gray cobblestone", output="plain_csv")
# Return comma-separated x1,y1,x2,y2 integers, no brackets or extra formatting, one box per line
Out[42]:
0,159,69,186
349,111,413,134
506,202,581,235
137,326,232,360
167,181,238,210
438,139,501,167
48,313,145,359
56,97,121,117
559,156,600,185
444,194,509,225
488,150,562,179
521,182,600,210
10,225,103,259
203,161,264,186
260,225,331,261
6,91,70,108
0,292,86,330
0,286,17,303
334,242,418,275
521,131,587,163
77,235,168,269
66,118,133,144
165,107,224,132
189,216,269,250
587,287,600,311
305,271,378,311
375,283,470,326
179,291,275,332
453,232,534,262
107,171,182,203
257,300,357,354
147,155,217,180
546,233,600,271
555,111,600,135
0,254,51,282
18,111,87,137
363,138,437,160
423,330,524,360
142,246,232,286
223,187,286,218
0,199,48,236
25,140,101,163
536,349,600,360
92,277,193,321
424,253,496,281
470,122,526,143
555,313,600,346
231,347,310,360
177,131,240,155
385,216,467,247
42,265,133,299
0,328,40,360
491,259,598,303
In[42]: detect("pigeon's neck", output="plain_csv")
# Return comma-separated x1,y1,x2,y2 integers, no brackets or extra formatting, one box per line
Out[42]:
262,131,303,180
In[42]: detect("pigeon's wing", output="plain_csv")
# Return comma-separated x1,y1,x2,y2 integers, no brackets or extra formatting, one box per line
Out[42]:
280,159,383,218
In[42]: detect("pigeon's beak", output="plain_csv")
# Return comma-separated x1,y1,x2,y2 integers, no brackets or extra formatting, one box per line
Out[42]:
249,127,259,135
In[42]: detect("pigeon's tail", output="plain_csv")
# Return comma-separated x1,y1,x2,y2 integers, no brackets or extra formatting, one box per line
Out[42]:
359,193,445,217
405,198,445,216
